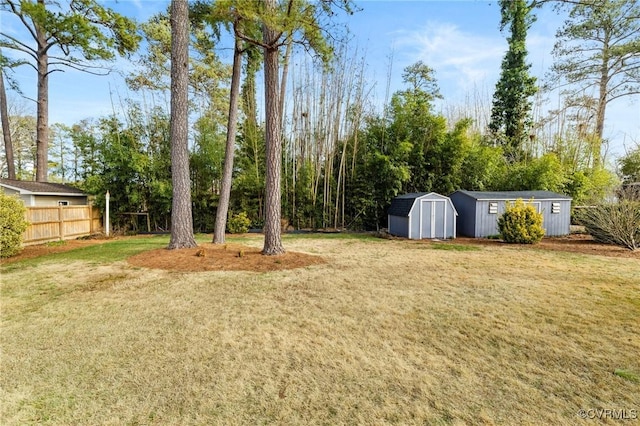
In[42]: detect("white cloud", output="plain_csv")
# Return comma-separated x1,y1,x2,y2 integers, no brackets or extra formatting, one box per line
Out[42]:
394,22,506,96
392,21,557,99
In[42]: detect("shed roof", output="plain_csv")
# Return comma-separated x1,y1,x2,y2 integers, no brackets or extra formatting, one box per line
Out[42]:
388,192,456,217
0,179,86,196
452,190,571,201
388,193,426,216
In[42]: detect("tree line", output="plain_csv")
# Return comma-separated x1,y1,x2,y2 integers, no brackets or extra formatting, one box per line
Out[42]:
1,0,639,245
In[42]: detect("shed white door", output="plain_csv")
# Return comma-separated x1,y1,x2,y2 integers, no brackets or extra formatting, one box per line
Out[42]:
420,200,446,239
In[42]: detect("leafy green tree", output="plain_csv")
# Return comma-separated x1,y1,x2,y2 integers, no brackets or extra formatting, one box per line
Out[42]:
499,153,568,192
79,107,173,233
126,7,228,105
49,123,73,182
68,119,100,181
430,119,475,195
459,139,507,191
371,61,479,198
84,116,151,232
345,115,412,230
286,160,317,228
564,167,618,205
400,61,442,105
190,115,225,232
547,0,640,167
489,0,537,162
618,145,640,184
384,62,443,193
0,0,140,182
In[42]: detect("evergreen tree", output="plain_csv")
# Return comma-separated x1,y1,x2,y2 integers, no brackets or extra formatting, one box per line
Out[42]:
0,67,15,179
489,0,537,162
547,0,640,167
0,0,140,181
217,0,353,255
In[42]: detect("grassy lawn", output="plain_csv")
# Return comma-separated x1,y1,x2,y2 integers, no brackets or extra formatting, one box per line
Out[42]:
1,234,639,425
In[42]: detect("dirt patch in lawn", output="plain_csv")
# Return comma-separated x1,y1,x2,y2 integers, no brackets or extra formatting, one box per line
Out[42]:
127,243,325,272
453,233,640,259
1,238,113,264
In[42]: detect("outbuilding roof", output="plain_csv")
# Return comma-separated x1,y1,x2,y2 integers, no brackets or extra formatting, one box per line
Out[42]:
452,190,572,201
388,192,429,217
0,179,86,196
388,192,459,217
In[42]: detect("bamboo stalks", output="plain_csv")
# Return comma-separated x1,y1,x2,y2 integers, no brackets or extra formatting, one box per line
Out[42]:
282,45,370,229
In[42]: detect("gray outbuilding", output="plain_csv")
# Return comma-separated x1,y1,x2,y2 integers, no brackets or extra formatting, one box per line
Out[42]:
0,179,89,206
449,190,572,238
388,192,458,239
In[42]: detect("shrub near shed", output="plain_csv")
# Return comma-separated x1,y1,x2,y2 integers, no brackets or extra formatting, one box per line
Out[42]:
498,198,545,244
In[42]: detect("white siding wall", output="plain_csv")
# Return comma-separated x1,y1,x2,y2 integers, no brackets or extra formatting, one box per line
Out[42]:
32,195,88,206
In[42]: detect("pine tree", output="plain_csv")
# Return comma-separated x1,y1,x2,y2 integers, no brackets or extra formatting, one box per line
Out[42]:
0,0,140,181
167,0,197,249
548,0,640,168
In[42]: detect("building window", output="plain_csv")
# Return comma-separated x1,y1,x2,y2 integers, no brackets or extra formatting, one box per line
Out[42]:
551,202,561,214
488,202,498,214
58,200,69,206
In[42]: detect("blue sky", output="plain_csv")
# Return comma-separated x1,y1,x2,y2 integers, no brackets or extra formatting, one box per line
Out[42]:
3,0,639,159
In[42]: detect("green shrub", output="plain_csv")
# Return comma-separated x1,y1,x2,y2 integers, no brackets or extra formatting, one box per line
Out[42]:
227,212,251,234
497,198,545,244
576,200,640,251
0,192,29,258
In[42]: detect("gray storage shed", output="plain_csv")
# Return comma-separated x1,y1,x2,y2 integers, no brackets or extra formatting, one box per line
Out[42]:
388,192,457,239
449,190,572,238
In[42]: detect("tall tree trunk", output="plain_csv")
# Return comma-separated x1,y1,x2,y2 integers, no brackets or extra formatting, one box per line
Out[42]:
213,35,243,244
594,37,610,168
262,0,285,255
167,0,197,250
0,68,16,179
279,37,292,128
35,13,49,182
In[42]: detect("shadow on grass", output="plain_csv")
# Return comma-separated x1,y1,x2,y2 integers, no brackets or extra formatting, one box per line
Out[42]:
1,236,170,271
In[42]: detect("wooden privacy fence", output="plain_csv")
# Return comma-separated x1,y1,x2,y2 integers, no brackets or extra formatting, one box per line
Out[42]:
23,205,103,246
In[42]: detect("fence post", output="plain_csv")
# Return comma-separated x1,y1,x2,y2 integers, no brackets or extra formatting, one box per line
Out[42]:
58,205,64,240
89,204,93,234
105,191,110,237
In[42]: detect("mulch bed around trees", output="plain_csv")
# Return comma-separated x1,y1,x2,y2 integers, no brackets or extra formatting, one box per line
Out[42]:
127,243,325,272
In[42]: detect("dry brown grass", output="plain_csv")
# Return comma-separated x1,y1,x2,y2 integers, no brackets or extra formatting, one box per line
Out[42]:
1,235,639,425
